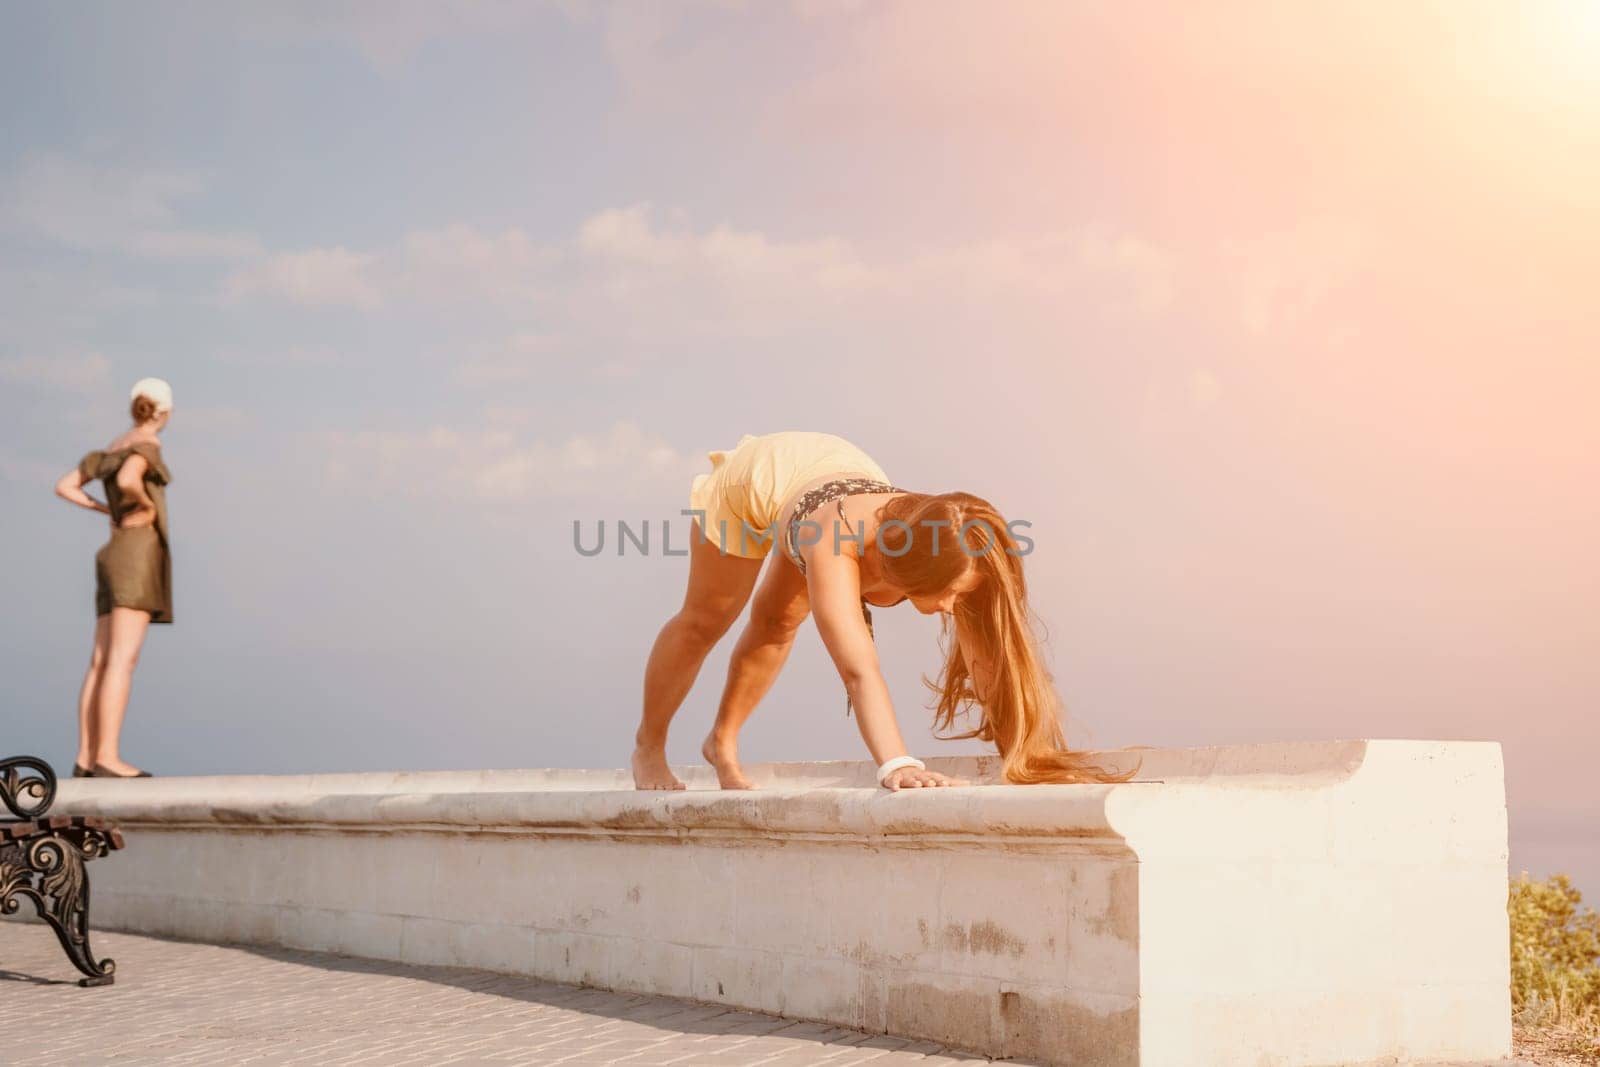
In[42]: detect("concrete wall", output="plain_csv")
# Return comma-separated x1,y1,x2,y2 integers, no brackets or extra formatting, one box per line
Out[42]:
54,740,1511,1066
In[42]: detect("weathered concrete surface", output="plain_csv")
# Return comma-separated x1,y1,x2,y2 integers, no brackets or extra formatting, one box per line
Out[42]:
50,740,1514,1066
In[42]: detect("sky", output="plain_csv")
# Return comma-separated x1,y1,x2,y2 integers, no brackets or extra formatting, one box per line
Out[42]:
1,1,1596,898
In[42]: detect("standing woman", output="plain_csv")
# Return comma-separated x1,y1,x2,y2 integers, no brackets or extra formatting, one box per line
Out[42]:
53,378,176,779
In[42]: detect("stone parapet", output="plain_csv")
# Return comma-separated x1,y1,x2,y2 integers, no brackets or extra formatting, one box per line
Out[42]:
57,740,1512,1066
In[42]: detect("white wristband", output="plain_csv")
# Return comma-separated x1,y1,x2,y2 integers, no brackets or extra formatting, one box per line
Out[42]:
876,755,926,787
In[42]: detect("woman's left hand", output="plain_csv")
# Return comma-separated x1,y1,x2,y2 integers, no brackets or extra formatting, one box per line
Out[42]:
883,766,969,790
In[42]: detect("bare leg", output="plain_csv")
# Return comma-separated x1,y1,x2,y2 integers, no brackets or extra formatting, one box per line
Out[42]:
702,554,811,789
633,521,765,789
75,616,111,770
93,607,151,775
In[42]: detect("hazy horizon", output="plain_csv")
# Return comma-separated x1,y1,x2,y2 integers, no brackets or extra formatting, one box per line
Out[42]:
2,2,1595,900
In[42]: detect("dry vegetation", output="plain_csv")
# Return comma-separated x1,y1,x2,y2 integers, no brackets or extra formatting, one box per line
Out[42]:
1512,873,1600,1066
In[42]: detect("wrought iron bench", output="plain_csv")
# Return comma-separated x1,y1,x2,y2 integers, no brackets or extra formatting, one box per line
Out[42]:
1,756,121,986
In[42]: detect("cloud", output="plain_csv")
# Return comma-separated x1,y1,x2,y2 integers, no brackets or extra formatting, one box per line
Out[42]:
578,204,874,287
1225,218,1375,336
129,229,263,261
313,419,698,501
1136,364,1225,437
454,333,559,386
397,225,556,307
239,1,572,74
224,248,382,308
174,405,253,433
1189,368,1222,410
792,0,872,17
558,204,885,342
2,153,262,261
219,204,880,328
227,205,1171,355
1077,232,1176,314
570,206,1173,319
214,344,343,367
883,228,1175,316
0,352,112,391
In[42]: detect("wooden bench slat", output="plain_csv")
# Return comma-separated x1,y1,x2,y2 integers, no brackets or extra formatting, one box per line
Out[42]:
1,815,125,848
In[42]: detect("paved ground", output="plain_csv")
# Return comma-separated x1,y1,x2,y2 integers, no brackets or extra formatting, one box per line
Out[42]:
2,922,1557,1066
0,923,998,1066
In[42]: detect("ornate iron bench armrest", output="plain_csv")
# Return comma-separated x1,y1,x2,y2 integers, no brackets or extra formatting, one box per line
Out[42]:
1,756,57,821
1,756,122,987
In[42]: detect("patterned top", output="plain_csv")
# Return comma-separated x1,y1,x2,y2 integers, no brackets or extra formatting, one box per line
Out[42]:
782,477,910,716
783,477,909,576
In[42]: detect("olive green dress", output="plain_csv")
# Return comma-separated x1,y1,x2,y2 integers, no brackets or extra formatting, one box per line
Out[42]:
78,442,173,624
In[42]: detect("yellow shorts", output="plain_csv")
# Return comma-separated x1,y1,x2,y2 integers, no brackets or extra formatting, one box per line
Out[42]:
687,432,891,558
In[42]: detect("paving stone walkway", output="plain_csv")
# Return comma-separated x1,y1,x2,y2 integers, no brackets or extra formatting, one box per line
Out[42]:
0,923,1000,1065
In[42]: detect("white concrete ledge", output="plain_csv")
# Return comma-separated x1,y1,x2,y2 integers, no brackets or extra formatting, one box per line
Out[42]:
57,740,1512,1066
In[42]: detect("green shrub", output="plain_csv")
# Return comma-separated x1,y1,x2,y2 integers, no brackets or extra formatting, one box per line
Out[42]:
1510,872,1600,1033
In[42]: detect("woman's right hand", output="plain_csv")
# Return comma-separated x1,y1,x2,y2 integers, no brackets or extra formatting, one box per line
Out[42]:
882,766,969,790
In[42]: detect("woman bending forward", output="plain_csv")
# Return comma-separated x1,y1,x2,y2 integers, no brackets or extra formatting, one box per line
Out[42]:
632,431,1139,791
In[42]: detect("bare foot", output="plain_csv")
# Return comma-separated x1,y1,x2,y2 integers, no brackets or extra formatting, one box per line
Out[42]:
632,745,685,790
701,735,758,790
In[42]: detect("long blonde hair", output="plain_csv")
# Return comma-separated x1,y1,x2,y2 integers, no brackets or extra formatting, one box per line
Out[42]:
875,492,1141,785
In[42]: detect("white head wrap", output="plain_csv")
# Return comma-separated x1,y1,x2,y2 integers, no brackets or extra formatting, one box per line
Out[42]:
130,377,174,414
